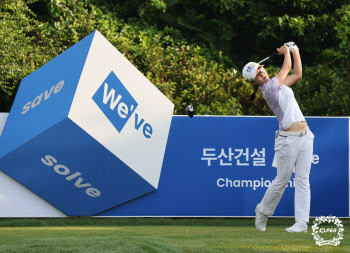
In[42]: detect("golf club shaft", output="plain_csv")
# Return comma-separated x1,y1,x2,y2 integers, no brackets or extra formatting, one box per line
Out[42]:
258,51,278,64
192,73,241,107
192,51,278,107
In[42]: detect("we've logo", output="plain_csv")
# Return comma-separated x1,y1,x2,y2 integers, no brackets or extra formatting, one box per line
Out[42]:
93,71,153,138
93,71,138,133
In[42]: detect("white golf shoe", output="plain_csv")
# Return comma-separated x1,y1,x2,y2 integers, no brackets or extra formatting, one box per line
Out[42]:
285,222,307,233
255,203,268,231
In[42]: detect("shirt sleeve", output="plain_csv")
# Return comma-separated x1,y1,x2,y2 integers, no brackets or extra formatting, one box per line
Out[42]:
263,77,280,94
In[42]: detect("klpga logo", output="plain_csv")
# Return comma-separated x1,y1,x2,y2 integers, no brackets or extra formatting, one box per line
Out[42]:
93,71,153,138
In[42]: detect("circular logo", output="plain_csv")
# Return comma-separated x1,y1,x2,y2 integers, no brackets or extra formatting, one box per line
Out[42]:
312,216,344,246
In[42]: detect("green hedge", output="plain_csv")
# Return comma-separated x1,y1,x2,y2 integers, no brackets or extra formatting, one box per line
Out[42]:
0,0,349,116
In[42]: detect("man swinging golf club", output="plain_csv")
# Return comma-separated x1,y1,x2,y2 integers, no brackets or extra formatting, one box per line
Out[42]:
242,42,315,233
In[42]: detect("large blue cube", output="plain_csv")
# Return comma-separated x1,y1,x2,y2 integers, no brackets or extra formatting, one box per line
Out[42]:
0,31,174,216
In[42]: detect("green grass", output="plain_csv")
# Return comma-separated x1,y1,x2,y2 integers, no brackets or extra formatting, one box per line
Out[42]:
0,218,348,252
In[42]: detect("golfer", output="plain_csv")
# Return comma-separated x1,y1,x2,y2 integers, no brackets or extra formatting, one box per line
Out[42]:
242,42,314,233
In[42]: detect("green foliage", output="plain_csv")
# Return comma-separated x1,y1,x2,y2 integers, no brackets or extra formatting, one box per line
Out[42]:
321,5,350,68
114,0,350,67
0,0,349,117
294,65,350,116
0,0,44,111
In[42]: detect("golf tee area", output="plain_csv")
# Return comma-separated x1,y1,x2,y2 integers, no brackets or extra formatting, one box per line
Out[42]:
0,217,348,252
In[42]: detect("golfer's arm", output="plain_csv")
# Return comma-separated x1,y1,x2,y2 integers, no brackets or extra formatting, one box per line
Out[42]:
284,49,302,87
275,52,291,87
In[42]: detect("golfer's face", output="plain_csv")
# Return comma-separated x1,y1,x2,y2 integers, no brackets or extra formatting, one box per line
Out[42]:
254,66,269,85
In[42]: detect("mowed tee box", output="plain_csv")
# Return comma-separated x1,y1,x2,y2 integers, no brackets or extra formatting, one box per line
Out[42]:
0,30,174,216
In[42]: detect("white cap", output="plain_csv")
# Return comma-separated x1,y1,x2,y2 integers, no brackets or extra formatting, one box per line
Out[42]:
242,62,260,82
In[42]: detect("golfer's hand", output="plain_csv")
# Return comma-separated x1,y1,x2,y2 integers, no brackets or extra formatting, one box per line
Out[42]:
284,42,298,53
277,45,290,55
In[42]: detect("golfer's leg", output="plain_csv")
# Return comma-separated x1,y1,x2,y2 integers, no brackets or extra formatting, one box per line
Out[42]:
259,137,299,216
294,132,314,223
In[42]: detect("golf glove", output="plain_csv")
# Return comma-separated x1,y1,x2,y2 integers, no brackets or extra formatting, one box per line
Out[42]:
284,42,298,53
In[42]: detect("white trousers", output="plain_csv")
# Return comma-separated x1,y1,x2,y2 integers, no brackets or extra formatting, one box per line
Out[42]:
259,129,314,223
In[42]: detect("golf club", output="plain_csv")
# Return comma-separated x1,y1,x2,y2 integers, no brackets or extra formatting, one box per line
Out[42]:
185,51,278,118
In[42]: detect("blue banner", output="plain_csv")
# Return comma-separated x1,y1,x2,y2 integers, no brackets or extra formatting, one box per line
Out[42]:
99,116,349,217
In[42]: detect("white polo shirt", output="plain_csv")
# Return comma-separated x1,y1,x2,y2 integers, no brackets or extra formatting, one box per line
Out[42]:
259,77,305,130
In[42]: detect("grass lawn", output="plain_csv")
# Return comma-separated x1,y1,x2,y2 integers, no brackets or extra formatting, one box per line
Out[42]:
0,217,348,252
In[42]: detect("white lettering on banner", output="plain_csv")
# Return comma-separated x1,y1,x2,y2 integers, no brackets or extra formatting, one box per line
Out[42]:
22,80,65,114
217,177,295,190
217,148,232,166
203,148,320,167
251,148,266,166
201,148,217,166
202,148,266,167
41,155,101,197
235,148,249,166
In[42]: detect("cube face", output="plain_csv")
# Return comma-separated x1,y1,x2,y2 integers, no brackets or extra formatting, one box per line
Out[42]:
68,31,174,189
0,31,174,216
0,32,95,159
0,118,156,216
